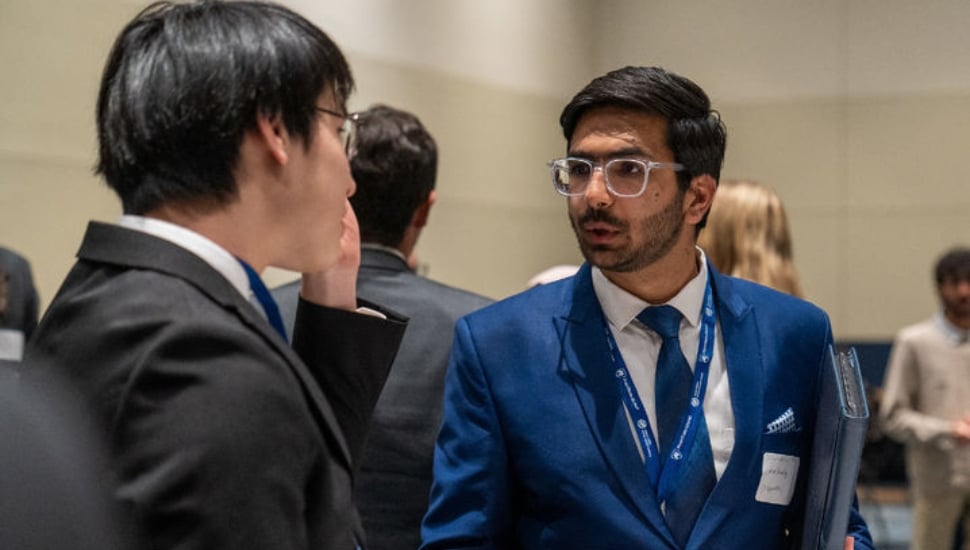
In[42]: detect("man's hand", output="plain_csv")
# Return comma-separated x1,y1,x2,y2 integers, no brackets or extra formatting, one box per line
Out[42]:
298,200,360,311
955,416,970,443
844,535,854,550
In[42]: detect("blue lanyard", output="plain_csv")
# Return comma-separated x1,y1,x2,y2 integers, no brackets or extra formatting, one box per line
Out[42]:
605,279,716,504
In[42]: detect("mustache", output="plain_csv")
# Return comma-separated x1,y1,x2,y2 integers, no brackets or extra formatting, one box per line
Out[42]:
575,209,626,229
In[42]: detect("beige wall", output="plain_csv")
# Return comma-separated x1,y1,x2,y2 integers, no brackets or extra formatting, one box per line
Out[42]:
268,0,594,295
592,0,970,339
1,1,137,307
2,0,967,340
340,55,582,299
719,95,970,339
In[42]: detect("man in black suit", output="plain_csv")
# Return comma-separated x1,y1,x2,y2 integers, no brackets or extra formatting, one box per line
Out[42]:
275,105,492,550
25,3,406,549
0,246,39,363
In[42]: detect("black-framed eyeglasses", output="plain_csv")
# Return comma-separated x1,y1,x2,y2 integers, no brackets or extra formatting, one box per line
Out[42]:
316,107,360,157
547,157,684,198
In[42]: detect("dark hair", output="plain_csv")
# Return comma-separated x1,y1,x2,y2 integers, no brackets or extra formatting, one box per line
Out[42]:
95,0,354,214
934,246,970,285
349,105,438,248
560,66,727,227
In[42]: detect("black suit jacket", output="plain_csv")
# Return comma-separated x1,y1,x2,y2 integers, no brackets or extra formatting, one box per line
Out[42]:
274,247,492,550
25,222,406,550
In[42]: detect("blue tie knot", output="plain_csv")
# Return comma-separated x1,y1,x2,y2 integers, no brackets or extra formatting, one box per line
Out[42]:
637,305,682,340
237,258,288,341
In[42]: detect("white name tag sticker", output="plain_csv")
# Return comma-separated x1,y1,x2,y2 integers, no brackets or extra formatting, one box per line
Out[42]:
756,452,799,505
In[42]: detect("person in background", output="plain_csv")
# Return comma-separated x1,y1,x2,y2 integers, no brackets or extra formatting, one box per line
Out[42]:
274,104,492,550
527,264,580,288
421,65,872,550
1,372,129,549
0,246,40,363
24,2,406,548
880,246,970,550
697,179,804,298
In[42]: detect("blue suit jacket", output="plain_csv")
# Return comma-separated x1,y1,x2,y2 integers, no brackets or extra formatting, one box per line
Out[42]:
422,263,873,549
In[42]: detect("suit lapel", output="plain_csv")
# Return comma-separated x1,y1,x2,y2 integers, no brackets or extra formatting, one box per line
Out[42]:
78,222,354,470
554,265,676,546
689,267,765,544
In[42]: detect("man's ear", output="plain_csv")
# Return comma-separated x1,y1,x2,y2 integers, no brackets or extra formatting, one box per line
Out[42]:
684,174,716,227
411,189,437,229
255,112,289,166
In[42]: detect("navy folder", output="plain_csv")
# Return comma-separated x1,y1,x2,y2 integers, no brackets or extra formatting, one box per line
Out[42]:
799,346,870,550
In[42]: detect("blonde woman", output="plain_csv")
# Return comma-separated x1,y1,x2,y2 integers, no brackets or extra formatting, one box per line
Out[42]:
699,179,805,297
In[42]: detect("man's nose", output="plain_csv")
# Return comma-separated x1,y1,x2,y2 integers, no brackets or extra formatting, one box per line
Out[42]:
584,168,613,209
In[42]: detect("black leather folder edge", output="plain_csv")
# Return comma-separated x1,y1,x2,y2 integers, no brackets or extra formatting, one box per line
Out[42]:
798,345,870,550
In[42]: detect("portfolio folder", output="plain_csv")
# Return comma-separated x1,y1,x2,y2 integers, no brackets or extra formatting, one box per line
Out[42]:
799,345,870,550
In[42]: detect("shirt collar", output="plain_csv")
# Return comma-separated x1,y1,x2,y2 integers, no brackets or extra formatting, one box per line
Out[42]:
361,243,410,264
592,248,709,332
118,215,250,299
935,311,970,344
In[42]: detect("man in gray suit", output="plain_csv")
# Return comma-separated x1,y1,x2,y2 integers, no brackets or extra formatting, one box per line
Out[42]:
274,104,492,550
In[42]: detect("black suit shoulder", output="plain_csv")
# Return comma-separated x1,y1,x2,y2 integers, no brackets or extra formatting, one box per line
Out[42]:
28,259,328,548
27,224,406,550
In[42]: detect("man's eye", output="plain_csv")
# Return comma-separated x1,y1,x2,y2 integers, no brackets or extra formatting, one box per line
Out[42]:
568,162,591,176
614,161,644,176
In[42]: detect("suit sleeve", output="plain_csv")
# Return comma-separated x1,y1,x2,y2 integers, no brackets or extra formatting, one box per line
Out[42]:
847,494,875,550
291,296,407,465
421,317,514,550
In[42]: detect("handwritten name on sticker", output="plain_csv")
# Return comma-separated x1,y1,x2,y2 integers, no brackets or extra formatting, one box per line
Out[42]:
756,452,799,506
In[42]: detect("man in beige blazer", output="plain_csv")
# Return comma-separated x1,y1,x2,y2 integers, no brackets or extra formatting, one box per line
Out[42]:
881,246,970,550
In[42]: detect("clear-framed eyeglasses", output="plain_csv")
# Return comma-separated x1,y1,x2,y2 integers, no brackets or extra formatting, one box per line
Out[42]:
316,107,360,157
547,157,684,198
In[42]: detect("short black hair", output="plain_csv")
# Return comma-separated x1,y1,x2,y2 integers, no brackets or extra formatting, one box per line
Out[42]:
560,66,727,227
349,105,437,248
96,0,354,214
935,246,970,285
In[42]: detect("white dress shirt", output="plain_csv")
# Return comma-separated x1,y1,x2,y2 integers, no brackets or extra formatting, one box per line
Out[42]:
119,215,251,299
592,249,735,479
119,215,385,321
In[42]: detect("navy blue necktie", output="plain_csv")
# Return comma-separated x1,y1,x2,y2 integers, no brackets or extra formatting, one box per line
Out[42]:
637,305,692,463
638,305,716,548
237,259,288,341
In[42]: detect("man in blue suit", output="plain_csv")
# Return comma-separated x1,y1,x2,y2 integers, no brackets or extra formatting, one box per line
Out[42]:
421,66,874,549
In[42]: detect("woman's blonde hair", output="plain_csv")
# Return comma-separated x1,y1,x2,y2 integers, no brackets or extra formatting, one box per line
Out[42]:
699,179,804,298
